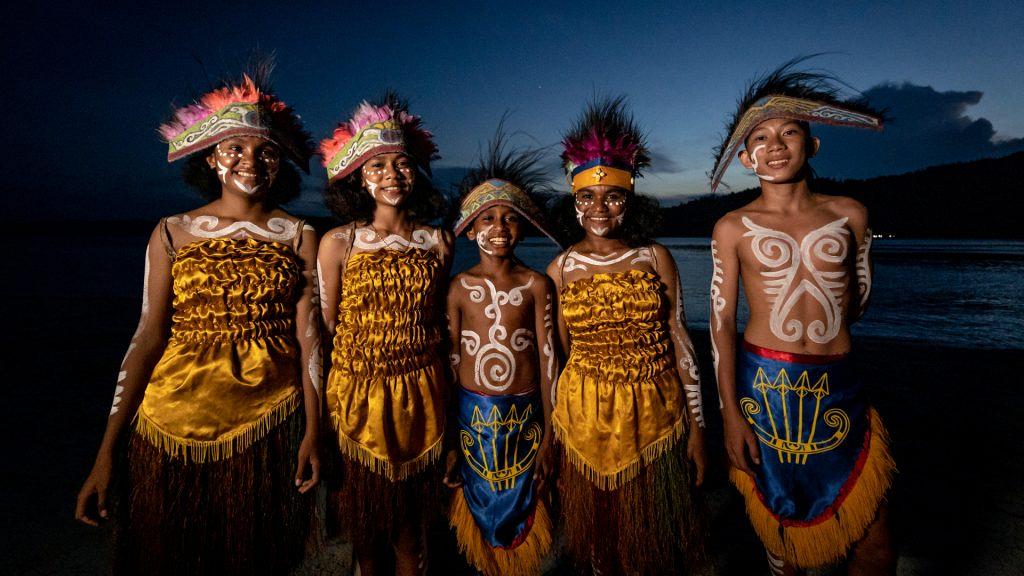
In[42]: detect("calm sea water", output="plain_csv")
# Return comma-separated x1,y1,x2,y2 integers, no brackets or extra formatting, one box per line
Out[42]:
13,235,1024,350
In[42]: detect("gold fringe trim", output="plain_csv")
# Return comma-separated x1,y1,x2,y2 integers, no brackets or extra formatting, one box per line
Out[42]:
449,488,553,576
553,414,687,491
730,408,895,569
331,416,444,481
133,392,301,464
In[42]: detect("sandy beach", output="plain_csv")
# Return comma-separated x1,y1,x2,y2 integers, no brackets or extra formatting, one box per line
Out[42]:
4,284,1021,575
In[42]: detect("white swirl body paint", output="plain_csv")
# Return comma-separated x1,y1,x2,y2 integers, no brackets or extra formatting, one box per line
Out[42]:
459,277,534,392
709,239,727,409
563,246,652,273
742,217,850,344
856,230,873,310
352,227,439,252
112,248,152,415
542,294,556,406
672,280,704,427
168,215,300,243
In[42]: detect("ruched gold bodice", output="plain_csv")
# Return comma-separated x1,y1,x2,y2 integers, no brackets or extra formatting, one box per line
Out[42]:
553,269,687,489
327,248,447,480
137,238,302,463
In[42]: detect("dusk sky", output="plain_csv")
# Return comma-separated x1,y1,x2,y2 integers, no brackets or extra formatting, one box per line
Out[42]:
7,1,1023,220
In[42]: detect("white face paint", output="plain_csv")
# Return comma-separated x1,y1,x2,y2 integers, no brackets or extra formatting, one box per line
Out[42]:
749,144,776,182
474,224,495,256
459,277,534,392
742,217,850,344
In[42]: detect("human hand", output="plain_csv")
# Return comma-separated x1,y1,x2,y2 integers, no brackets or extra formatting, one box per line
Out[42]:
533,439,556,497
443,449,462,489
75,456,113,526
295,432,321,494
723,410,761,474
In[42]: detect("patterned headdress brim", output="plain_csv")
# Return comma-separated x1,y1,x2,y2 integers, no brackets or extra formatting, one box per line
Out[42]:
454,179,560,245
165,102,308,167
325,119,409,181
709,95,882,192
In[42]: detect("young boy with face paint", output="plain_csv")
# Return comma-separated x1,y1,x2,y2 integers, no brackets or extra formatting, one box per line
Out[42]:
74,67,322,575
317,94,452,576
442,130,561,576
708,58,895,575
546,97,707,575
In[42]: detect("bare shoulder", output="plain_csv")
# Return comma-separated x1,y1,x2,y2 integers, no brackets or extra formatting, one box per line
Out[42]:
523,267,553,296
545,249,571,278
712,209,746,240
320,225,355,252
821,195,868,231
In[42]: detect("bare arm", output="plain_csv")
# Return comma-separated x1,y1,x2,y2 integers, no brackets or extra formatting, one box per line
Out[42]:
442,277,464,488
654,244,707,485
531,276,560,495
849,208,873,323
711,218,761,473
545,255,571,358
76,225,174,525
293,225,322,494
317,227,354,336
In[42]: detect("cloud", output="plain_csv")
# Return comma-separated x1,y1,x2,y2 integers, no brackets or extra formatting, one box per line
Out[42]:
812,82,1024,179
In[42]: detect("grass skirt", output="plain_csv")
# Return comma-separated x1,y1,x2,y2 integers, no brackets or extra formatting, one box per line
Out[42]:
113,409,314,575
559,439,707,575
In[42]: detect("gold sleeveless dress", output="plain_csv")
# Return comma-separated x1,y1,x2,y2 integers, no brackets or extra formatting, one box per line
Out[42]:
555,269,703,573
327,248,446,479
123,236,310,576
136,237,302,458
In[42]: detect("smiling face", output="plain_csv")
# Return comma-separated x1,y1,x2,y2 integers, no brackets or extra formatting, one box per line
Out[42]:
467,205,522,257
738,118,820,184
206,136,281,198
360,152,415,207
574,185,628,238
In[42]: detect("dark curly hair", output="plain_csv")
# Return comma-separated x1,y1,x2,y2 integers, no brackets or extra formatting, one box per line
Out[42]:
551,192,662,248
181,146,303,207
322,168,446,226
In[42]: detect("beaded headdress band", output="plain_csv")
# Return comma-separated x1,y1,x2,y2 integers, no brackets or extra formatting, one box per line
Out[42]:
710,57,884,192
320,95,439,182
158,74,313,171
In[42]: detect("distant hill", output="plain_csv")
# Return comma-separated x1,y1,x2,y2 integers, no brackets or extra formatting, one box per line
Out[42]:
662,152,1024,238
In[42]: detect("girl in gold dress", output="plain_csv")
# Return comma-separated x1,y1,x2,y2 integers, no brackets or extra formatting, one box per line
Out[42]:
74,68,323,575
545,97,708,574
317,94,452,576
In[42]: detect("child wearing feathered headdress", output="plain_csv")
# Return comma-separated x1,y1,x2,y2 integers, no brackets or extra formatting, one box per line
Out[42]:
708,56,895,575
316,93,453,574
546,96,708,574
442,122,561,576
75,62,322,575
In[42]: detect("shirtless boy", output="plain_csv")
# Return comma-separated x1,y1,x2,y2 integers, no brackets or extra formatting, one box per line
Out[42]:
709,60,896,575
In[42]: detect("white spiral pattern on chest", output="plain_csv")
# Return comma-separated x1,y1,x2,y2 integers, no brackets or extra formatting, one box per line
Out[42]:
459,277,534,392
743,216,850,344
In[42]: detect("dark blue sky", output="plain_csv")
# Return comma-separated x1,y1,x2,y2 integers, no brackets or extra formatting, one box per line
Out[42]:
7,1,1023,219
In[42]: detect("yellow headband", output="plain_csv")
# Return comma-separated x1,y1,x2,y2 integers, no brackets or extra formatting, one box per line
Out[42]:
570,164,634,192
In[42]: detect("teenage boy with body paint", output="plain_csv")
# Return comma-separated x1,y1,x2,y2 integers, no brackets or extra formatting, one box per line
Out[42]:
442,133,561,576
708,59,896,575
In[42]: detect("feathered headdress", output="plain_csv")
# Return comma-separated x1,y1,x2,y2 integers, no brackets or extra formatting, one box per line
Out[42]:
709,56,885,192
159,68,313,171
453,121,560,246
561,96,651,193
319,92,439,182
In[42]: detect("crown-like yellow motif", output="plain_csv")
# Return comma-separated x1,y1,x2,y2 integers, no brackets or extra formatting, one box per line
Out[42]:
740,368,850,464
460,404,542,491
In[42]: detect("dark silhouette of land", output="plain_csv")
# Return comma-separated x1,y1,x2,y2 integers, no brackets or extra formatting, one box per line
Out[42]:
663,152,1024,239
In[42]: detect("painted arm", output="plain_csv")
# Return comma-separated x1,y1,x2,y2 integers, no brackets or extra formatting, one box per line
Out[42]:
317,227,353,337
442,279,464,488
293,225,322,494
711,220,761,473
545,255,571,358
852,217,873,323
76,225,174,526
654,244,706,486
532,277,560,495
